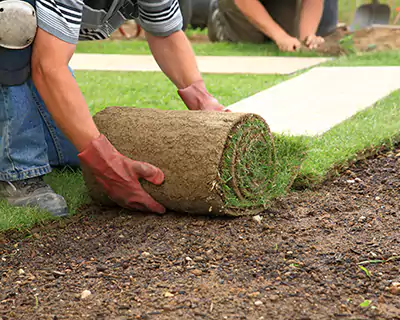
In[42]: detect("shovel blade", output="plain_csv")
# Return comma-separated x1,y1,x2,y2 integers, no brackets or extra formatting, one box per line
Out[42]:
350,3,391,31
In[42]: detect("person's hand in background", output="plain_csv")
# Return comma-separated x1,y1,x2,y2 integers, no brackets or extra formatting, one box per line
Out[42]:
303,34,325,49
274,34,302,52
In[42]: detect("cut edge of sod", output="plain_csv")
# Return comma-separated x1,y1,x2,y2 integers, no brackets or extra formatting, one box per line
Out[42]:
218,115,277,213
295,89,400,188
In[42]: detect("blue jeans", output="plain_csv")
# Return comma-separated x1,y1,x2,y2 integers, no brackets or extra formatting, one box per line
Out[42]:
0,77,80,181
317,0,339,36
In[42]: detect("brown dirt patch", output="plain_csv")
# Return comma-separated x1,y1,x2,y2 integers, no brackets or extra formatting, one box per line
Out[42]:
1,147,399,319
315,26,400,56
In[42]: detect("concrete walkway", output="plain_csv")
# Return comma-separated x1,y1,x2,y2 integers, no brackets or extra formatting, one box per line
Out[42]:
227,66,400,136
70,53,331,75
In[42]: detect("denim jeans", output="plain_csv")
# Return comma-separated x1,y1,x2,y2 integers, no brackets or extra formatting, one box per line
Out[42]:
0,76,80,181
317,0,339,36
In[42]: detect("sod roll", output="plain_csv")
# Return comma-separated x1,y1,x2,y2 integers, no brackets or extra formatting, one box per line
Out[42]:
84,107,277,216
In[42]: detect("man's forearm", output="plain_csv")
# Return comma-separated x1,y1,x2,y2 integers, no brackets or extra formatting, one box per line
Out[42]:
145,30,201,89
32,66,100,152
32,29,100,152
299,0,324,40
234,0,288,41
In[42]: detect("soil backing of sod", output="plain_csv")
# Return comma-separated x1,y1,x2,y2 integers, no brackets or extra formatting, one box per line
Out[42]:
84,107,279,216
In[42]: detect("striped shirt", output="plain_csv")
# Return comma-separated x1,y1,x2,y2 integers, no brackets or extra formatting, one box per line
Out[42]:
36,0,183,44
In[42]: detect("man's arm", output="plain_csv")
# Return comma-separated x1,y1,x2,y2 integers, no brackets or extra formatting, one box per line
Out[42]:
145,30,225,111
234,0,301,52
32,29,100,152
145,30,201,90
31,28,165,213
234,0,287,41
299,0,324,48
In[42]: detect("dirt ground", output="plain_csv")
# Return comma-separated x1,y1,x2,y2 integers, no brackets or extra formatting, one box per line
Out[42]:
1,143,399,319
315,26,400,55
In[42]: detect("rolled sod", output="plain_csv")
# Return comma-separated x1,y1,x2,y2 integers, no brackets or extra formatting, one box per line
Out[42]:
84,107,277,216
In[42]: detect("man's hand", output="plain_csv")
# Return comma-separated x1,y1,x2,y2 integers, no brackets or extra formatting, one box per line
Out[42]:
275,35,302,52
178,80,226,112
304,34,325,49
79,135,166,213
145,31,225,112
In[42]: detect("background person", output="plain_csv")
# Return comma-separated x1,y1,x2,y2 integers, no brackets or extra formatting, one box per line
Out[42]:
207,0,339,52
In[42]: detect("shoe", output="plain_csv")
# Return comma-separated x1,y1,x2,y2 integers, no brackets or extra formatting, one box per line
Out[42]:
207,0,225,42
0,177,68,217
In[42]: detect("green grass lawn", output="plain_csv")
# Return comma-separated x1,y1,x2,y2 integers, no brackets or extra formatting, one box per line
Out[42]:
76,40,327,57
1,51,399,232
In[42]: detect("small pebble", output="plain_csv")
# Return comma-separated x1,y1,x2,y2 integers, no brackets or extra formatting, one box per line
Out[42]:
164,292,174,298
186,257,193,262
388,282,400,295
254,300,263,306
191,269,202,276
17,269,25,275
346,179,355,184
358,216,366,222
375,196,381,201
269,294,279,301
253,215,263,224
141,252,150,257
248,292,260,298
80,290,92,300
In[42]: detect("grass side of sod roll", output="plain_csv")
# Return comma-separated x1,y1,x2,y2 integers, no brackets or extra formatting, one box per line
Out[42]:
0,51,399,231
220,116,278,211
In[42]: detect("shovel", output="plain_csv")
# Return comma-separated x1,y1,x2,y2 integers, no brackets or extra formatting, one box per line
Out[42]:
349,0,391,31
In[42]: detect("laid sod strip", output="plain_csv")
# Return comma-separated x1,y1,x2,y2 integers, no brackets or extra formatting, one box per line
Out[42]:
76,40,325,57
0,202,53,232
44,168,90,211
84,107,284,216
0,170,88,232
273,134,310,195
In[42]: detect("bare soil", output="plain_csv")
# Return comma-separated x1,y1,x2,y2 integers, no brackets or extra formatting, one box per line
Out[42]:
315,26,400,56
1,146,399,320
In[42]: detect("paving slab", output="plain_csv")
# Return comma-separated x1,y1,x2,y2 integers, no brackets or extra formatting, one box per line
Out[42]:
70,53,331,75
226,67,400,136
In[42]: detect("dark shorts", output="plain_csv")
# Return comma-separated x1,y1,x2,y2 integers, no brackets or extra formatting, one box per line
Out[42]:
216,0,338,44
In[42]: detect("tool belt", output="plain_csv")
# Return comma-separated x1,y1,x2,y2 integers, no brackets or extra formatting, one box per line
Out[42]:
0,0,36,86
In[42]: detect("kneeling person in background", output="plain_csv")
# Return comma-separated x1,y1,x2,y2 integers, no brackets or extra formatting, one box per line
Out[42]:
208,0,338,52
